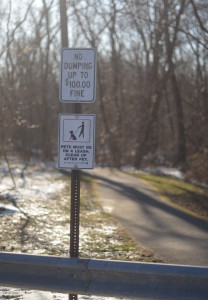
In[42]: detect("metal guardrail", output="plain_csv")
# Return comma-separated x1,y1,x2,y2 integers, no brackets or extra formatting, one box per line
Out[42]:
0,252,208,299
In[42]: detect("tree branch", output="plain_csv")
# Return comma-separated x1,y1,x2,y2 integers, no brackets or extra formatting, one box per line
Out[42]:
189,0,208,34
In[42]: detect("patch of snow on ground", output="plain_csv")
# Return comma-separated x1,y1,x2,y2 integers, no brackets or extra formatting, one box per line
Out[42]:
155,167,184,179
0,164,65,207
0,288,126,300
121,165,184,180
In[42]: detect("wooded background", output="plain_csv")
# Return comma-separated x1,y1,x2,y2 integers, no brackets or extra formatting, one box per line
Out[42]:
0,0,207,183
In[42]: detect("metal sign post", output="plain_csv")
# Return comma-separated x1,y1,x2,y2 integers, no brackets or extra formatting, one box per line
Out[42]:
58,111,96,297
70,106,81,300
59,3,97,300
70,169,80,258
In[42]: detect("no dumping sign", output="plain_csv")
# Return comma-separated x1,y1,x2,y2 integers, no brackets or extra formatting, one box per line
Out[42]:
60,48,96,102
58,114,95,169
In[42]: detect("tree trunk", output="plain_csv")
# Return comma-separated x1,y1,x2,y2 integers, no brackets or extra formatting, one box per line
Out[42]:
171,72,186,164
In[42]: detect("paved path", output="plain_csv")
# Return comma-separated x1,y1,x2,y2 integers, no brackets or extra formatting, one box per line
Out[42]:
85,168,208,266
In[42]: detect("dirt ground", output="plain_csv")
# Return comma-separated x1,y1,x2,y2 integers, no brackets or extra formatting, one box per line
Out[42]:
0,163,160,300
0,163,159,261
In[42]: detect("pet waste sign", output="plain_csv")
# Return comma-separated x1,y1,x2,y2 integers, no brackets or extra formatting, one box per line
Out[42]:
58,114,95,169
60,48,96,102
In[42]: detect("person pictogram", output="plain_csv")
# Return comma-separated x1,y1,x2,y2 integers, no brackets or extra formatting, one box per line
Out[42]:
78,122,85,138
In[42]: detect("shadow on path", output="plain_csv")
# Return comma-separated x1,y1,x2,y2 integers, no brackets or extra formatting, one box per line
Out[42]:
84,171,208,233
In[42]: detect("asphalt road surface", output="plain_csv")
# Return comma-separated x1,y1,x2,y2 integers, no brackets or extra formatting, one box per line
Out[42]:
85,168,208,266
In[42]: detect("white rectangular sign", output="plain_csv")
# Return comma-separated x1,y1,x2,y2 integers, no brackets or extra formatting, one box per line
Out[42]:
59,48,96,103
58,114,95,169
